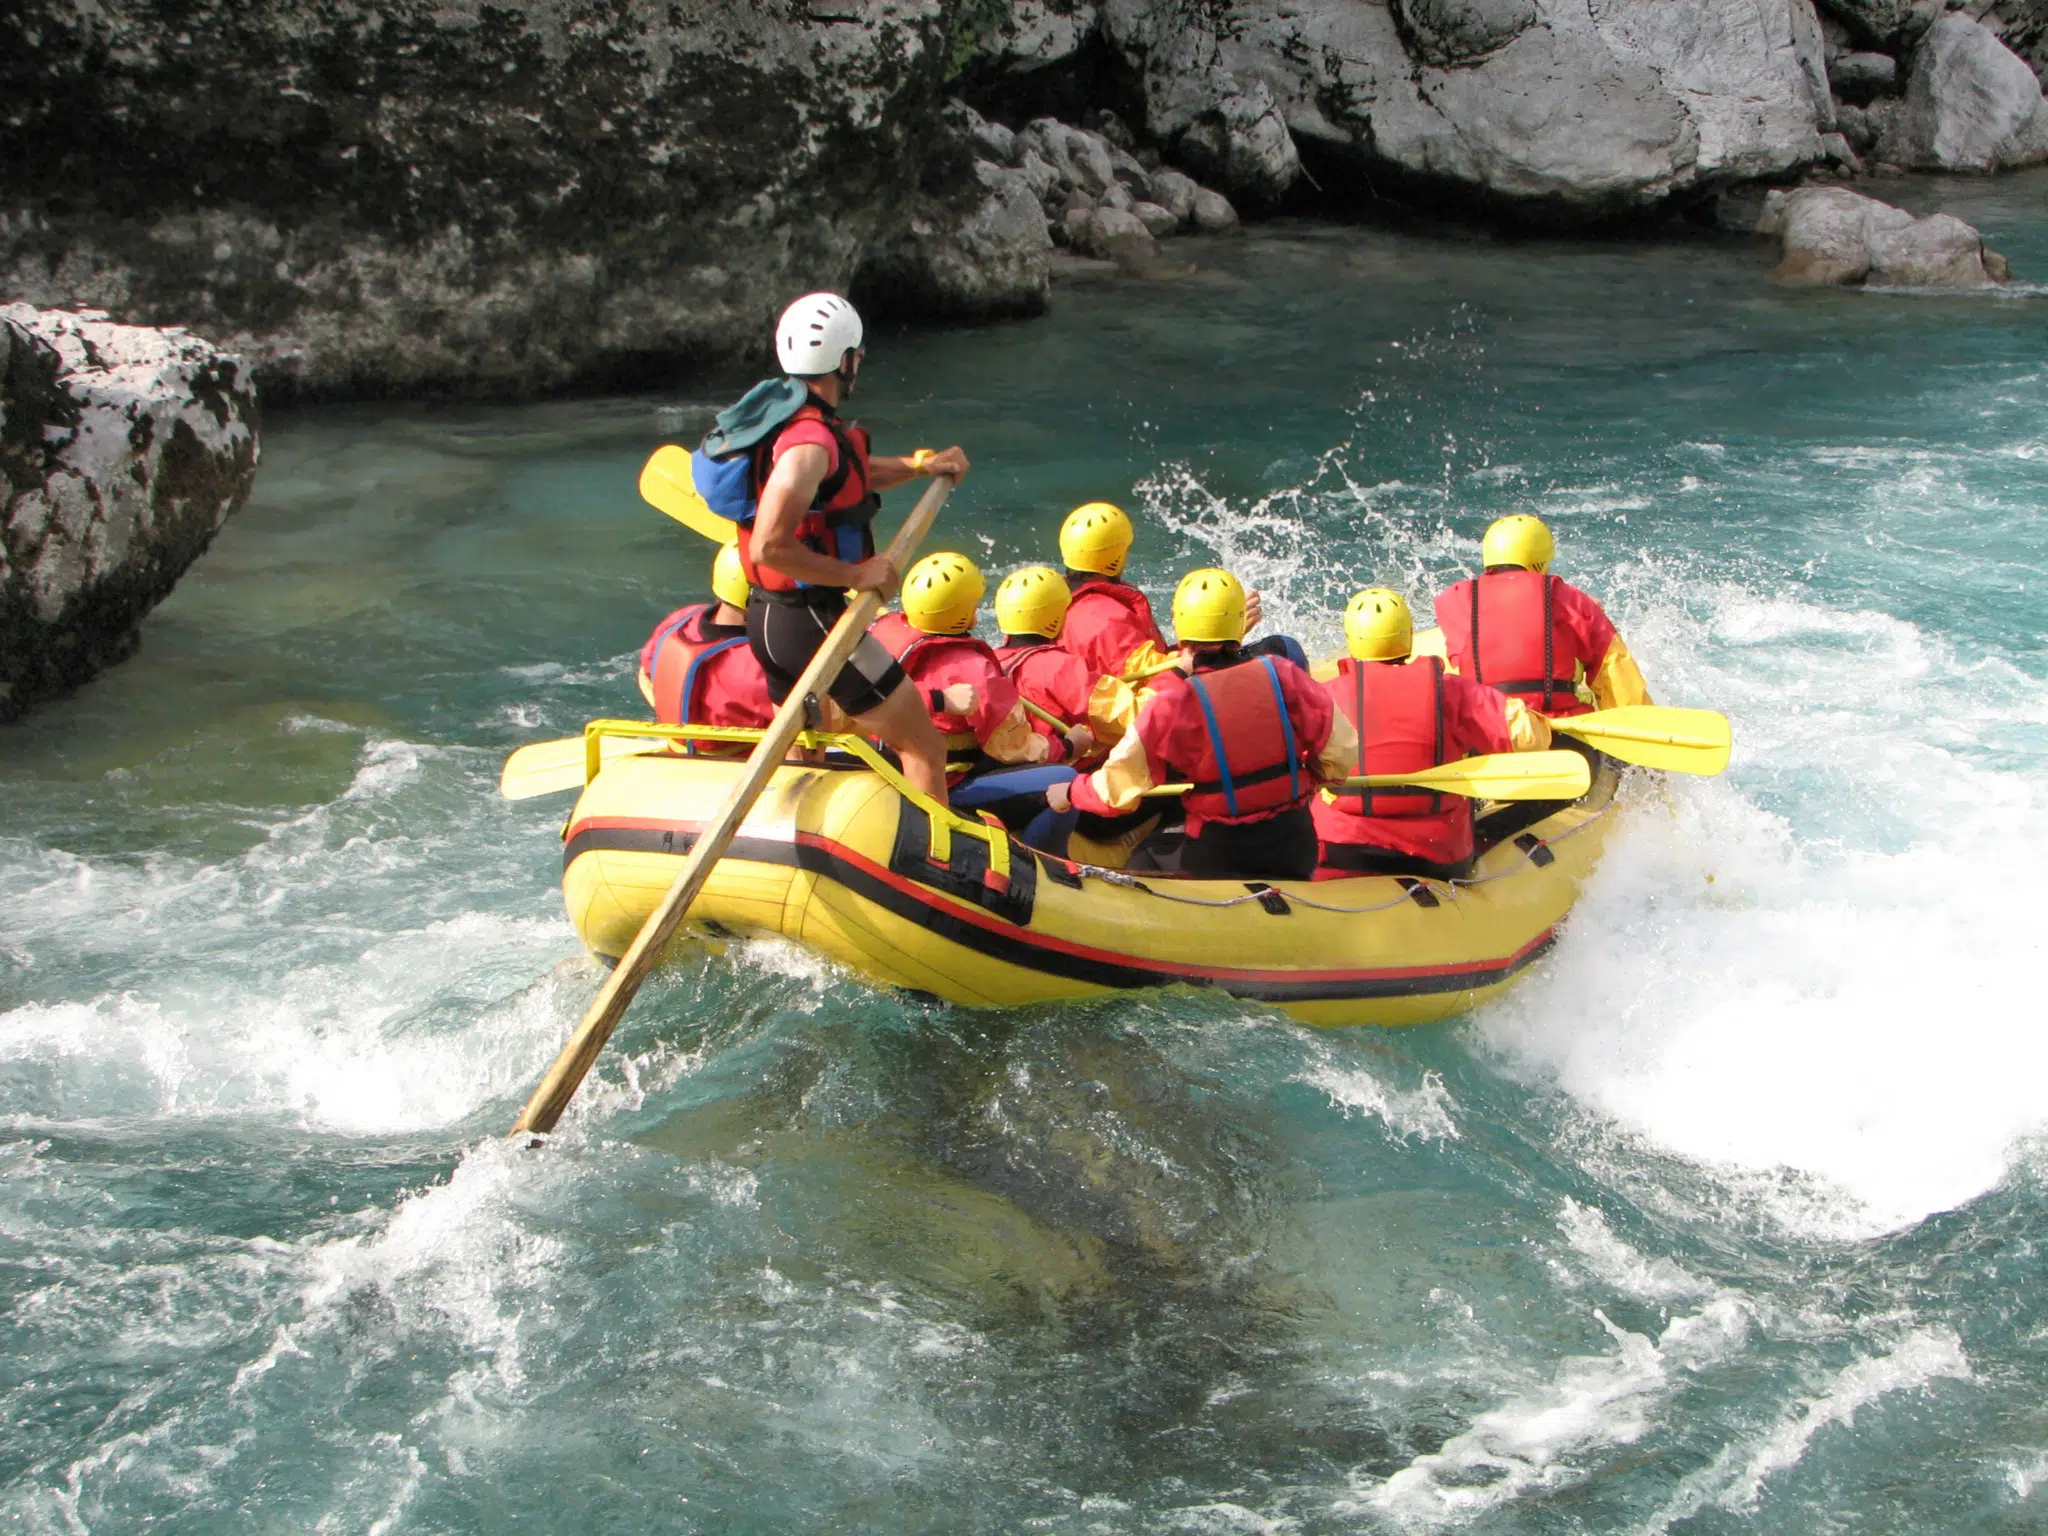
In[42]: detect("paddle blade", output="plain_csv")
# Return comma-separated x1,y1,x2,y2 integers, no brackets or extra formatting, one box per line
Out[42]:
639,445,740,544
1554,705,1731,776
1364,749,1591,802
500,734,672,800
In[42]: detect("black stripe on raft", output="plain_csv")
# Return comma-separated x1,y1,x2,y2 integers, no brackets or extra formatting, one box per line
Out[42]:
562,826,1556,1003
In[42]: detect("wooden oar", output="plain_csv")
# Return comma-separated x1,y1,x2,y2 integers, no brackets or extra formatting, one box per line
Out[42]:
640,444,741,544
1549,705,1730,776
1143,749,1592,803
512,476,953,1137
500,733,673,800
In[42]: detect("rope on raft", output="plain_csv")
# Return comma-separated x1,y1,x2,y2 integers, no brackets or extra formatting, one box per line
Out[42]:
1067,793,1620,914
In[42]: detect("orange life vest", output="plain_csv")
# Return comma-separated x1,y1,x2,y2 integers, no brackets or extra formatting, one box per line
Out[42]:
733,400,879,595
1436,571,1581,714
1180,656,1309,824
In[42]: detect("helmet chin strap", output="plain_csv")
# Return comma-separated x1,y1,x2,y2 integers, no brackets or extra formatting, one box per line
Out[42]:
835,349,860,397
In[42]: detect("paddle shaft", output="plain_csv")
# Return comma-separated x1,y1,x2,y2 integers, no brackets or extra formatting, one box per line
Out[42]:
512,476,953,1136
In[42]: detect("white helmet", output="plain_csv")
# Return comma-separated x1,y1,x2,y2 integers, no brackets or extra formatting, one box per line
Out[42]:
775,292,864,377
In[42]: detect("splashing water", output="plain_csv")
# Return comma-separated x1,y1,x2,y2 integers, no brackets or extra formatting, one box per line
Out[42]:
5,174,2048,1531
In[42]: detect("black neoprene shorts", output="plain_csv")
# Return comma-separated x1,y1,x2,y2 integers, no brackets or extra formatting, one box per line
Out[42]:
745,593,907,717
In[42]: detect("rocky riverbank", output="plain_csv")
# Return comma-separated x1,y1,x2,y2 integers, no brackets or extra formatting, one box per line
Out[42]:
5,1,2047,403
0,306,258,721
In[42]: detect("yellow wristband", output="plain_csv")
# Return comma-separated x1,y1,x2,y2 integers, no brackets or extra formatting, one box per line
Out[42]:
910,448,935,473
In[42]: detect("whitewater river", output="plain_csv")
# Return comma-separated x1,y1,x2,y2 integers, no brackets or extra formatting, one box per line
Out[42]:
6,174,2048,1532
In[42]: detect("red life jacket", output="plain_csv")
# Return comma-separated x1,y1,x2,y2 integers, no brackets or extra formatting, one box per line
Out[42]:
1322,657,1445,820
1179,656,1310,825
734,399,879,594
871,611,999,753
1435,570,1585,716
1062,576,1164,677
643,604,772,739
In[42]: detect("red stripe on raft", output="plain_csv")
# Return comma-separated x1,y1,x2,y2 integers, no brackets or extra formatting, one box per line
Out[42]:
562,815,1552,988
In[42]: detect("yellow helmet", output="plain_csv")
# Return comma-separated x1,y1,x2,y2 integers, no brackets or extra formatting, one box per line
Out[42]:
1059,501,1135,577
1344,587,1413,662
995,565,1072,639
1481,513,1555,573
901,551,986,635
1171,567,1247,645
711,541,750,609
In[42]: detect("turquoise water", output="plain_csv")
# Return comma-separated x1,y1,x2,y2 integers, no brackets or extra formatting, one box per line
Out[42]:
5,174,2048,1532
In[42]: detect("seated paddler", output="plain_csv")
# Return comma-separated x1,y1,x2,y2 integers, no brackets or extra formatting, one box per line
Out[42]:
1048,568,1355,881
871,553,1087,853
639,542,775,739
993,564,1146,763
1313,587,1552,883
1057,500,1307,679
1431,513,1651,719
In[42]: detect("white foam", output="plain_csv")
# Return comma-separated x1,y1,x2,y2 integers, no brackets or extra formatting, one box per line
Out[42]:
1349,1297,1751,1527
1552,1200,1714,1303
1297,1061,1461,1143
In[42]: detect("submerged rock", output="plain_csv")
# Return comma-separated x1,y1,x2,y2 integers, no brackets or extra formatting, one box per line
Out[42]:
1878,13,2048,170
1754,185,2010,288
1,305,258,721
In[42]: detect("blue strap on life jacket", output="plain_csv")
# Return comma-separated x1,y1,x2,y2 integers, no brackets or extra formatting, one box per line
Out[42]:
674,635,748,752
1260,656,1302,801
1185,673,1238,817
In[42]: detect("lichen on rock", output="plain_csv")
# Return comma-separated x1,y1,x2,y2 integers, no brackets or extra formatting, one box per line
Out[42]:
1,306,259,721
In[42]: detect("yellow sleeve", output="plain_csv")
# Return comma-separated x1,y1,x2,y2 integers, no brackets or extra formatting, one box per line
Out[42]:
1504,698,1553,751
1084,674,1138,750
1118,641,1181,682
1590,634,1653,711
1314,702,1359,785
985,703,1050,765
1082,717,1160,812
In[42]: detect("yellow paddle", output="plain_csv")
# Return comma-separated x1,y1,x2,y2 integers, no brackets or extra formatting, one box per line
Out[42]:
512,475,953,1138
1144,749,1592,802
500,734,677,800
640,444,741,544
1549,705,1731,776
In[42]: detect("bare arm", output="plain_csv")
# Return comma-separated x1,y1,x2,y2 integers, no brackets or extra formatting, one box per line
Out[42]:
753,443,900,594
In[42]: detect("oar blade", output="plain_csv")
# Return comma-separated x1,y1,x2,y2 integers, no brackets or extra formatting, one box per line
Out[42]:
1556,705,1731,776
500,733,671,800
640,445,740,545
1399,749,1591,802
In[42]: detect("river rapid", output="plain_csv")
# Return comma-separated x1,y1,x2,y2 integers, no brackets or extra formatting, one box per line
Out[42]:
5,176,2048,1533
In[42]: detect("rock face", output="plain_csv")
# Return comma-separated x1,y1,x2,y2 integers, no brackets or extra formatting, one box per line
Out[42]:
0,0,1044,401
1878,12,2048,168
1753,185,2010,287
1099,0,1832,219
1,306,258,721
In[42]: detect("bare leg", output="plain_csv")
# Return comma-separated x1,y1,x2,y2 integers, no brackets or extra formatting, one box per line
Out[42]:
854,679,951,807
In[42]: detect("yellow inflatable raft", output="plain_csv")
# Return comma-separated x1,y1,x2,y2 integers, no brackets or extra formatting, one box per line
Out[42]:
556,721,1624,1028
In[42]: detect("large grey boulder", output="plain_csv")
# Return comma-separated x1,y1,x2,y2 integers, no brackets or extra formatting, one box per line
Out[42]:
1754,185,2007,288
1878,13,2048,169
1,306,258,721
1101,0,1832,219
0,0,1040,401
869,158,1054,319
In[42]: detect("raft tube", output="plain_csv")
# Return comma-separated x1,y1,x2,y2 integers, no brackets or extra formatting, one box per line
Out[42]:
556,723,1623,1028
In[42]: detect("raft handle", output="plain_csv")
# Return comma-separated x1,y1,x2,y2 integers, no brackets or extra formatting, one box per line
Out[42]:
1244,882,1292,916
1512,832,1556,869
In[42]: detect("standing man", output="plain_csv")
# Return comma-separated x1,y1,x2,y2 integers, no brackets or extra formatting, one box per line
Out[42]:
1051,569,1355,880
1313,588,1551,881
736,292,970,804
1432,514,1651,718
